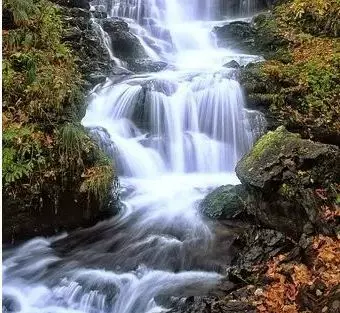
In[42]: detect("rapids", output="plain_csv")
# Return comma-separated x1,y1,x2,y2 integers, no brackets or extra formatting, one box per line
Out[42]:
2,1,266,312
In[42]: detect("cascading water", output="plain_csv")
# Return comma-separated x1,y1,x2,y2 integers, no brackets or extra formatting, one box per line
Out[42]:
3,1,266,313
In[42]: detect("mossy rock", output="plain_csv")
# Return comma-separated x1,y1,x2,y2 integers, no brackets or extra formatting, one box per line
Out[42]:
235,127,339,237
236,126,337,190
200,185,245,220
213,14,290,61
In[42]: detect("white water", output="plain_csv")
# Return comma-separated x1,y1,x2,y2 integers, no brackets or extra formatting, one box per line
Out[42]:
3,1,266,313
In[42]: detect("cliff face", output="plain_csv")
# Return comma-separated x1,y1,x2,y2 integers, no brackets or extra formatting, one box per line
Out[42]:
2,0,120,243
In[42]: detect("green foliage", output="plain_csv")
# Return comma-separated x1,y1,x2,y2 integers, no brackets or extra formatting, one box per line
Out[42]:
2,126,45,185
3,0,114,212
80,165,114,204
251,13,291,62
250,6,340,134
58,123,94,169
279,183,296,198
277,0,340,37
3,0,83,122
4,0,36,24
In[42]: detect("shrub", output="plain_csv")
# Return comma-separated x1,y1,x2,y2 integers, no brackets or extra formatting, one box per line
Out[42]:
277,0,340,37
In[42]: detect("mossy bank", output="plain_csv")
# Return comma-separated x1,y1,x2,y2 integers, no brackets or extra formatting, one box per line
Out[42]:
235,0,340,145
2,0,119,243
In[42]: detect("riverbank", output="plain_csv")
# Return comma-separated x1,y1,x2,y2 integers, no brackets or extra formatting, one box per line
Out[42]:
3,0,119,243
180,0,340,311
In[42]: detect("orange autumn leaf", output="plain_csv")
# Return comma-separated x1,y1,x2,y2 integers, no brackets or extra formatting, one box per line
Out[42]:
292,264,313,286
283,304,298,313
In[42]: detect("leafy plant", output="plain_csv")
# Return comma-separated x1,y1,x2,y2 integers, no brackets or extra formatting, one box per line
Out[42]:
58,123,93,169
2,126,45,185
4,0,36,24
278,0,340,37
80,165,114,204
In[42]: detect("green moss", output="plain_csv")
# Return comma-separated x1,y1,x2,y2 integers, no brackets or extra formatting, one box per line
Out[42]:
244,126,300,166
252,13,290,61
200,185,244,220
3,0,36,24
279,183,296,198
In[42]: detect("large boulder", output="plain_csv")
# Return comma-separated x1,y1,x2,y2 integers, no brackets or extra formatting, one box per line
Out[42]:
213,14,289,61
236,126,340,237
214,21,255,50
102,18,148,61
127,59,168,73
200,185,246,220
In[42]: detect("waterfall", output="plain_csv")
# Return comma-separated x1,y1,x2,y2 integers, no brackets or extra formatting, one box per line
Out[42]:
83,72,253,176
239,0,259,16
3,1,266,313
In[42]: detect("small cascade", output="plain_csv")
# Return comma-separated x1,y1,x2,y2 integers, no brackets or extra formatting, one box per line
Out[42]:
83,71,254,177
91,18,124,66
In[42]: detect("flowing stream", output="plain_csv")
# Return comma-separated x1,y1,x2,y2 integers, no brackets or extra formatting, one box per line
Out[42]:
3,1,266,312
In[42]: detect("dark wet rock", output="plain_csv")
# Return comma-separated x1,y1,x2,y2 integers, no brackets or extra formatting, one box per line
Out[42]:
236,126,339,191
101,18,168,73
213,14,289,61
211,301,255,313
168,283,256,313
128,59,168,73
62,7,91,18
88,127,117,159
244,109,268,141
87,73,107,85
102,17,129,33
102,18,148,61
60,9,118,89
92,11,108,19
200,185,246,220
142,79,178,96
223,60,241,69
2,176,120,243
63,26,83,41
231,227,291,271
169,298,255,313
129,78,177,131
236,126,340,237
214,21,254,48
238,62,272,109
167,223,292,313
